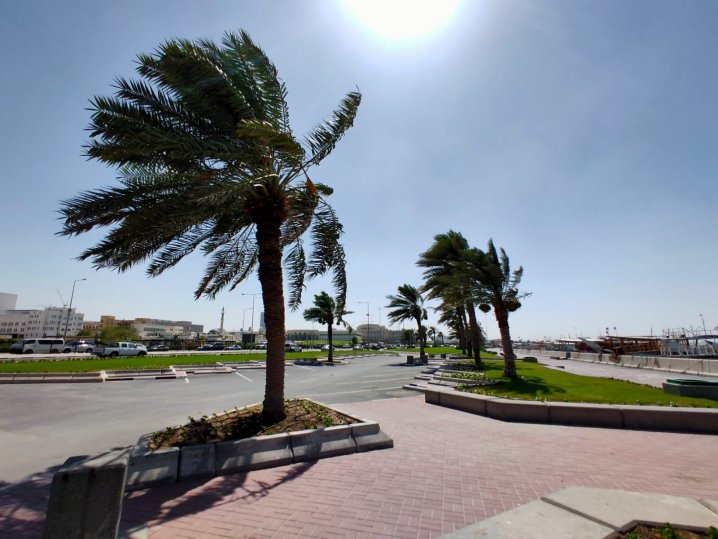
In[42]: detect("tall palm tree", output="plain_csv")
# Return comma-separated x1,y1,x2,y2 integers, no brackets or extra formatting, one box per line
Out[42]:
303,291,351,362
58,31,361,422
386,284,428,359
418,231,483,364
463,240,529,378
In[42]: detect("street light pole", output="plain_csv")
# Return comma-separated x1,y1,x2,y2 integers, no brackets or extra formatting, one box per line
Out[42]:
241,293,260,344
359,301,369,343
63,278,86,342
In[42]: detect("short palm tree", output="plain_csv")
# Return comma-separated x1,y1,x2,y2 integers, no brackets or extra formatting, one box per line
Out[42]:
463,240,529,378
58,31,361,421
303,291,351,362
418,231,483,363
386,284,428,359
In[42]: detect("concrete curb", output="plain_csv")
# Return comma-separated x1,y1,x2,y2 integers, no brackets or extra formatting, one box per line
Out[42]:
440,486,718,538
424,387,718,434
0,372,104,384
125,402,393,491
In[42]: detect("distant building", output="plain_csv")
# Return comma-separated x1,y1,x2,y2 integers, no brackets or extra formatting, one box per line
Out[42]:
82,315,203,339
259,311,265,331
0,306,84,339
356,324,403,344
286,327,358,344
0,292,18,311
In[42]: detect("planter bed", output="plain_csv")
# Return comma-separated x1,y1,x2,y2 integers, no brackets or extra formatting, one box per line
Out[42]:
126,400,393,490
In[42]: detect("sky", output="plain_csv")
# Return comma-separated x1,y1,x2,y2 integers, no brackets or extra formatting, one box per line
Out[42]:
1,0,717,340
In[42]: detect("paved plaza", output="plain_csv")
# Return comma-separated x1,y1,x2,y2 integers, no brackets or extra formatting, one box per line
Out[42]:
3,393,717,538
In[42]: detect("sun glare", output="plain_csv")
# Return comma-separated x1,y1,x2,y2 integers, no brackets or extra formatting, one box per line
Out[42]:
341,0,464,44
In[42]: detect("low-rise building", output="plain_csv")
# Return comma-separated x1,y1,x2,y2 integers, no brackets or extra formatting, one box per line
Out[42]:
0,306,84,339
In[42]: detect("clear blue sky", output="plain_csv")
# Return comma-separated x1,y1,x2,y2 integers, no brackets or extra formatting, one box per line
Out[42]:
1,0,716,339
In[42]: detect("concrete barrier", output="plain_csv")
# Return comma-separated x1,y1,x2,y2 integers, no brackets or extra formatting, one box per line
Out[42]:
620,405,718,434
486,398,550,423
216,432,293,474
288,428,323,462
547,402,624,429
126,435,179,491
179,443,215,481
318,425,357,458
43,449,129,539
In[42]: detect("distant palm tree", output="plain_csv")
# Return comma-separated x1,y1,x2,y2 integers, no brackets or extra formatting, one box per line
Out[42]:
386,284,428,359
463,240,529,378
418,231,483,363
303,291,351,362
58,31,361,422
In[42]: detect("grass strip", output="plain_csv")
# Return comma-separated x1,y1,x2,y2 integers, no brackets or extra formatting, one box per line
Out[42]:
460,360,718,408
0,349,389,373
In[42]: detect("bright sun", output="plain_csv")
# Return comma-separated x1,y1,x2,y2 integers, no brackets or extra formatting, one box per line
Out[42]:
341,0,464,44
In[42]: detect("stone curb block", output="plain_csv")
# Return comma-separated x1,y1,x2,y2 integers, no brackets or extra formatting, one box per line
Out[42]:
547,402,624,429
289,429,323,463
216,432,293,474
43,449,129,539
126,435,179,491
319,425,357,458
179,443,215,481
620,405,718,434
354,430,393,453
486,398,550,423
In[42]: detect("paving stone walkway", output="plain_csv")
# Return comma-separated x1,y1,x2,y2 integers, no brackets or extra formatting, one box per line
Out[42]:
3,394,718,538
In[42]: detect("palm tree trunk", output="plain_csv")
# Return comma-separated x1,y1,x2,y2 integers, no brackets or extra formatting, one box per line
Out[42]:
466,303,483,367
416,317,425,359
257,218,286,422
455,307,467,355
327,322,333,362
459,306,473,358
495,307,517,378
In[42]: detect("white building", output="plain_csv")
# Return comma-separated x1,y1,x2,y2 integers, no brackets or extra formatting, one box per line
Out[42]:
0,292,18,311
0,306,84,339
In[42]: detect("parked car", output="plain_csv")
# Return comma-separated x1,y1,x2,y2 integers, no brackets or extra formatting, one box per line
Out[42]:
285,342,302,352
226,344,242,350
197,342,225,351
94,342,148,358
11,338,64,354
255,343,268,350
148,345,169,352
63,340,95,353
321,344,334,351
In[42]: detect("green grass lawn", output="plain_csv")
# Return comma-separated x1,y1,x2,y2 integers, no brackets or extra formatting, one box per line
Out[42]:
460,359,718,408
0,349,388,373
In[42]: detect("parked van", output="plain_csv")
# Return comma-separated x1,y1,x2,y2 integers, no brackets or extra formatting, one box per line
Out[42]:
13,338,65,354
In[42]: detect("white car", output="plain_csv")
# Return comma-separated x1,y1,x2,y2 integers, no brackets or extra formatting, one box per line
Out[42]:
285,342,302,352
94,342,148,358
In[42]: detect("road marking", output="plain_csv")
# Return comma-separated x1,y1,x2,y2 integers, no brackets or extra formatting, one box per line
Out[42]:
335,377,414,385
303,386,403,397
235,372,253,382
293,365,315,371
185,378,190,384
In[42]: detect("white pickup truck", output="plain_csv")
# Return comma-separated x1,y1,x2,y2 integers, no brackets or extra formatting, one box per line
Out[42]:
93,341,148,358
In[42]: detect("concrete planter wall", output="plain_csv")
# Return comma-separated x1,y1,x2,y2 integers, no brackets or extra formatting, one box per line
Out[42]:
126,418,393,491
425,388,718,435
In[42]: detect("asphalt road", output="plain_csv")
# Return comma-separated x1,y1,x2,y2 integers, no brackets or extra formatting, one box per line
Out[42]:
0,354,422,484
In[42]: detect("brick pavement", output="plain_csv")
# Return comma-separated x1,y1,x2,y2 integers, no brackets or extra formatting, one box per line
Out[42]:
3,394,718,538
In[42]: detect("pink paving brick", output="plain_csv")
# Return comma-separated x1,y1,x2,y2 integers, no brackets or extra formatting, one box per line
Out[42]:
4,395,718,538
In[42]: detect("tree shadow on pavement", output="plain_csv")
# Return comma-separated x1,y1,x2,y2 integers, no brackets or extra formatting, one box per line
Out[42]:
0,455,96,538
120,460,316,530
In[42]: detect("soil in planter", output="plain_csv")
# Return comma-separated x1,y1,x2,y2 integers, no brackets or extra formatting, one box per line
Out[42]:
618,524,718,539
149,399,356,450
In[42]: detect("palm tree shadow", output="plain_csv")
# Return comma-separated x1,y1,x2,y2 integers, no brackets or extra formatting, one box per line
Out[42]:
488,376,567,399
0,457,93,537
120,460,317,529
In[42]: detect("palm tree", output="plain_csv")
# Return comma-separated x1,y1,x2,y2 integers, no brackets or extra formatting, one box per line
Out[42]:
58,31,361,422
386,284,428,359
303,291,351,362
463,240,529,378
418,231,483,364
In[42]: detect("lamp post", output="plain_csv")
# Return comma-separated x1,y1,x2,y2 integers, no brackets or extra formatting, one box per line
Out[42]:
63,278,86,342
359,301,370,343
241,293,260,344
